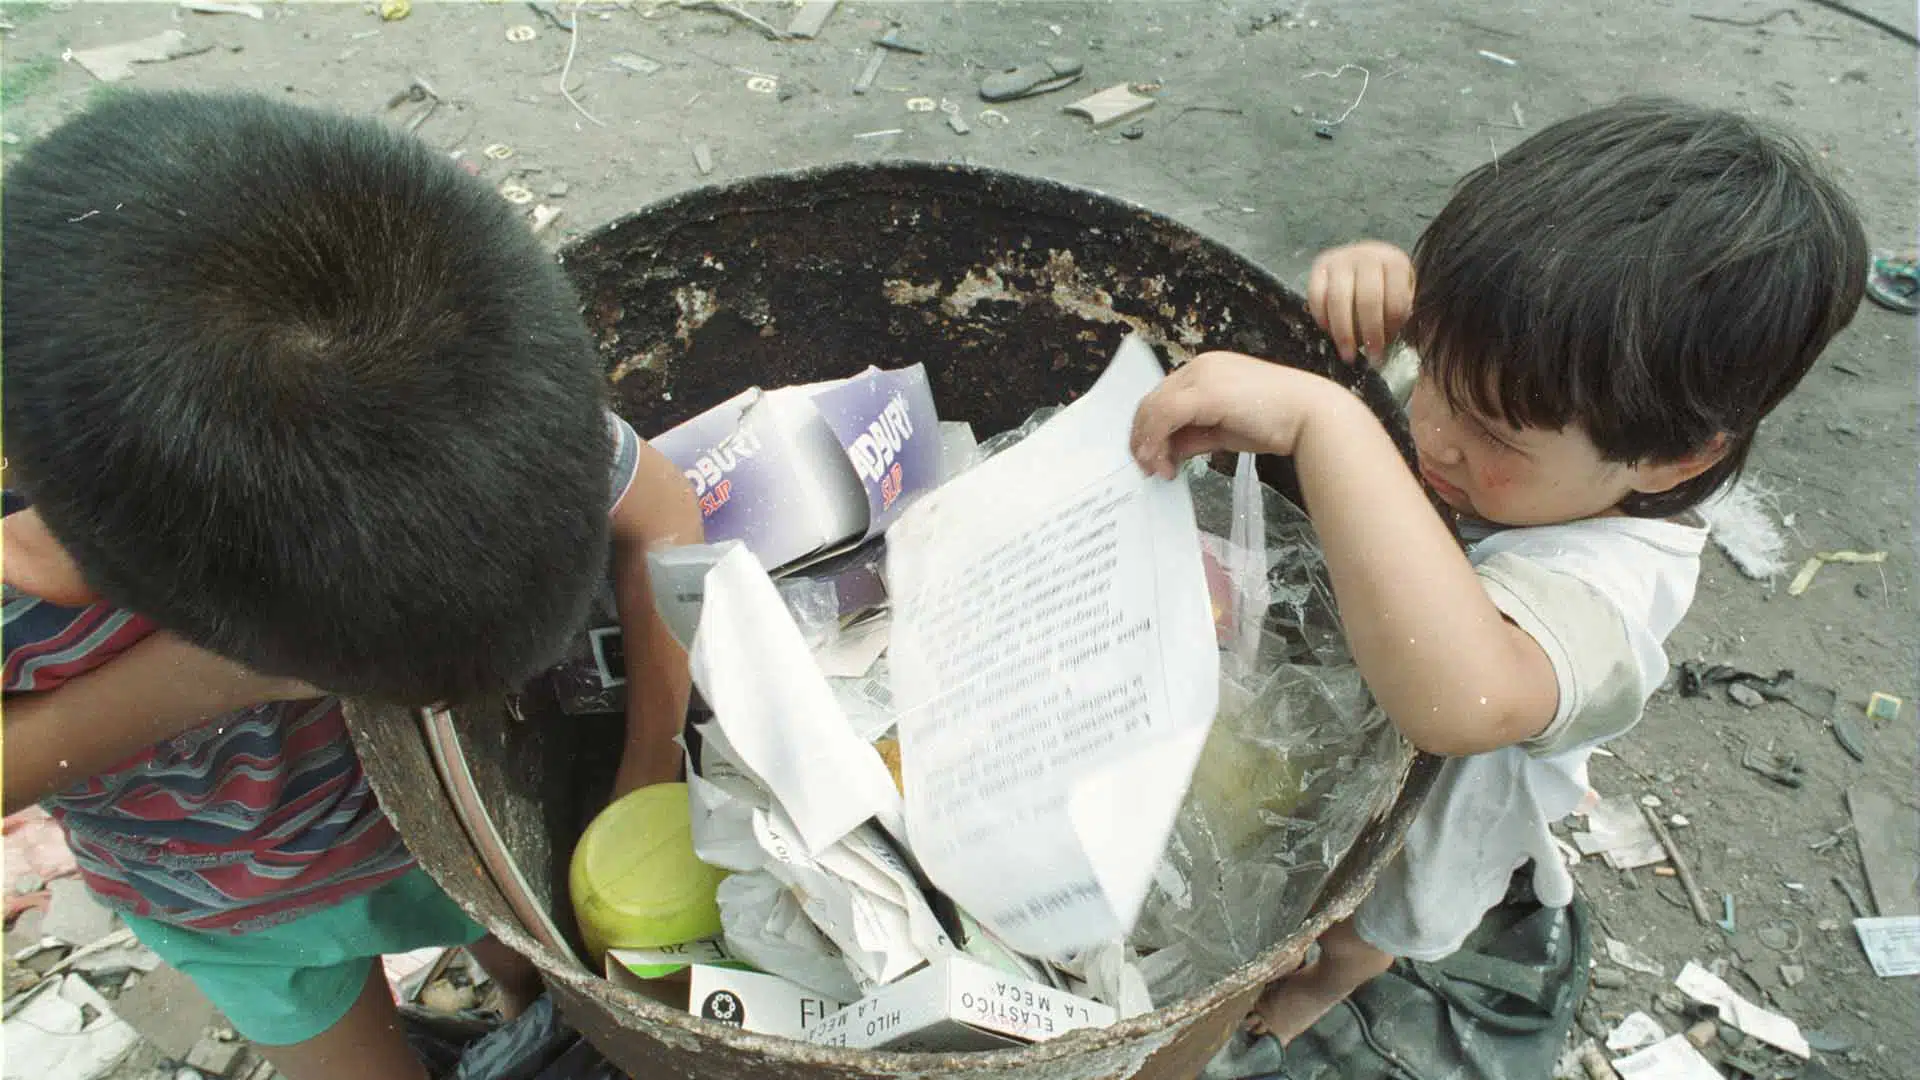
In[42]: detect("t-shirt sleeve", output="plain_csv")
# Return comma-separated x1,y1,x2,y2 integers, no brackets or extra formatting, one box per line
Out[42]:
1474,551,1648,757
606,411,643,515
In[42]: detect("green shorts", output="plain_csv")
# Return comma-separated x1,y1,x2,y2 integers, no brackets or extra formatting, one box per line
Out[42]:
121,868,486,1046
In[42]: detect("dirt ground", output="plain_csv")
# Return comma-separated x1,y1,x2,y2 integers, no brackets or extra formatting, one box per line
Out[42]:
2,2,1915,1079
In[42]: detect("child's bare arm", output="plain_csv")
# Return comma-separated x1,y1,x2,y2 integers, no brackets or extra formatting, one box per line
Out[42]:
3,632,316,814
1132,352,1559,756
607,440,704,798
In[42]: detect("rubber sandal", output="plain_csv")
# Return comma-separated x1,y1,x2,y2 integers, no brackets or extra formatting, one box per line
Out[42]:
979,55,1084,102
1867,252,1919,314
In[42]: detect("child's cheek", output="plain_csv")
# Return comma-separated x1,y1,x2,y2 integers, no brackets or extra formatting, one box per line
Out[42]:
1474,460,1518,492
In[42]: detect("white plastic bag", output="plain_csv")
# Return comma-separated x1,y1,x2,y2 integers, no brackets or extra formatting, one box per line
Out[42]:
717,871,866,1002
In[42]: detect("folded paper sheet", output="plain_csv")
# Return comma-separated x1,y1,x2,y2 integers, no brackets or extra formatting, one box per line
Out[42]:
886,334,1219,957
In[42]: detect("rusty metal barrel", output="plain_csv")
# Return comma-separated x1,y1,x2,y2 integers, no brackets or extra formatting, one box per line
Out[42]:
348,162,1443,1080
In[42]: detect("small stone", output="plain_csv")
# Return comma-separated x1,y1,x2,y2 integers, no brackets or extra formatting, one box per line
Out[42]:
186,1035,245,1077
1817,918,1841,932
1290,105,1304,116
546,181,570,198
1728,683,1765,708
1656,991,1686,1014
1592,967,1629,989
1686,1018,1718,1048
1780,963,1806,987
1640,794,1663,808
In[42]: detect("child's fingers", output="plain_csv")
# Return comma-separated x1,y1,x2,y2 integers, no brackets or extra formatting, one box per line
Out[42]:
1354,262,1388,365
1307,259,1331,330
1384,257,1416,344
1130,382,1195,478
1323,269,1357,363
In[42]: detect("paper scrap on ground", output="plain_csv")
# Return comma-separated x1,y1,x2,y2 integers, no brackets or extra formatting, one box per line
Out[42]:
1606,1011,1667,1053
1675,961,1810,1058
70,30,198,83
3,974,141,1080
1574,796,1667,871
1606,938,1667,978
690,544,903,855
887,334,1219,957
1612,1034,1725,1079
1854,915,1920,977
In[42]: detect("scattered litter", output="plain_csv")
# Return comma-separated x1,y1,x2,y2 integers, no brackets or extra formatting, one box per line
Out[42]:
1674,961,1811,1057
1779,963,1806,987
2,975,141,1080
69,29,204,83
1670,815,1689,827
1300,63,1369,131
1727,682,1765,708
852,50,885,94
852,128,902,139
1613,1034,1722,1079
530,204,563,235
1063,83,1157,128
1684,1018,1717,1048
610,53,663,75
1786,549,1886,596
42,878,117,947
1853,916,1920,976
1865,691,1902,722
380,0,410,20
1573,795,1667,870
875,26,926,54
905,97,937,112
1592,966,1629,989
679,0,789,42
978,108,1010,127
1606,939,1666,977
1847,785,1920,916
180,0,264,17
785,0,837,39
979,55,1083,102
1832,712,1868,761
1698,477,1790,579
1653,866,1677,878
1478,48,1518,66
746,75,779,94
547,181,570,198
485,143,515,160
556,1,607,127
940,100,970,135
1741,746,1805,789
506,24,538,43
1640,794,1663,808
1677,662,1833,720
1645,806,1715,927
1717,894,1737,934
499,184,535,205
1606,1012,1666,1053
692,142,714,175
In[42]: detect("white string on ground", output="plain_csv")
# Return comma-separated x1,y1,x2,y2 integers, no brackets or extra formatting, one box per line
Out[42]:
1300,63,1370,128
560,2,607,127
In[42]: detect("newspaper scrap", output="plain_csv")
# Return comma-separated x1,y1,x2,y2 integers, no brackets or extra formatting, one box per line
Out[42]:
1674,961,1810,1058
1854,915,1920,977
1612,1034,1725,1080
1605,1011,1667,1054
689,543,904,855
887,334,1219,957
1574,795,1668,871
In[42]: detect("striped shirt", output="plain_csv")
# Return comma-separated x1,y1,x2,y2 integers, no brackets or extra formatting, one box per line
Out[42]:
2,413,643,932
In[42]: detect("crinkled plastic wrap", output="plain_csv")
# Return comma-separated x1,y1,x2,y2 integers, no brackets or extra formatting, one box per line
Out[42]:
1130,460,1413,1003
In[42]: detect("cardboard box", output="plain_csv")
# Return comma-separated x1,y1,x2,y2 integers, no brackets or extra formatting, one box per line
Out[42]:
806,956,1116,1053
606,954,843,1039
650,365,941,573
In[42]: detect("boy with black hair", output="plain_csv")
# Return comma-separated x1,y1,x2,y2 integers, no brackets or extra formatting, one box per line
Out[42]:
1131,97,1865,1043
3,91,699,1079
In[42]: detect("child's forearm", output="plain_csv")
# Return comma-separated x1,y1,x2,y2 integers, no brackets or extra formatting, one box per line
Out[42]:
3,632,314,814
1289,389,1558,755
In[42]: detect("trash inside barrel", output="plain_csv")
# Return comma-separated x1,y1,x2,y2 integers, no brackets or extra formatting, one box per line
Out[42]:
346,162,1445,1080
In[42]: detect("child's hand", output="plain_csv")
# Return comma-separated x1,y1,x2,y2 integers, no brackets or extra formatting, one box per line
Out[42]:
1131,351,1342,478
1307,242,1415,366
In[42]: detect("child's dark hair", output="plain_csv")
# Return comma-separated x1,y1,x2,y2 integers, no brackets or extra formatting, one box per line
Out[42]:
1401,96,1866,517
2,91,614,703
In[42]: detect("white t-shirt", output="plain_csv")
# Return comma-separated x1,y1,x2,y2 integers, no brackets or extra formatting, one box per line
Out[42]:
1353,512,1707,960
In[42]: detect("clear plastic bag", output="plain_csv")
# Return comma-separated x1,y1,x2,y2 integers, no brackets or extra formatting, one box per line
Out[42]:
1131,462,1414,1003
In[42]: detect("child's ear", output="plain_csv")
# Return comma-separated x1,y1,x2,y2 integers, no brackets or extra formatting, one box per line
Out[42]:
2,510,100,607
1629,433,1731,496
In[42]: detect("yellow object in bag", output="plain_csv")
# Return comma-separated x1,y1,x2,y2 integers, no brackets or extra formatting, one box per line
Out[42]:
570,782,727,964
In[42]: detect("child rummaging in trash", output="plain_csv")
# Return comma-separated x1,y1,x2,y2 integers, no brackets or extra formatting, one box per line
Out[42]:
1129,97,1865,1045
3,91,700,1080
